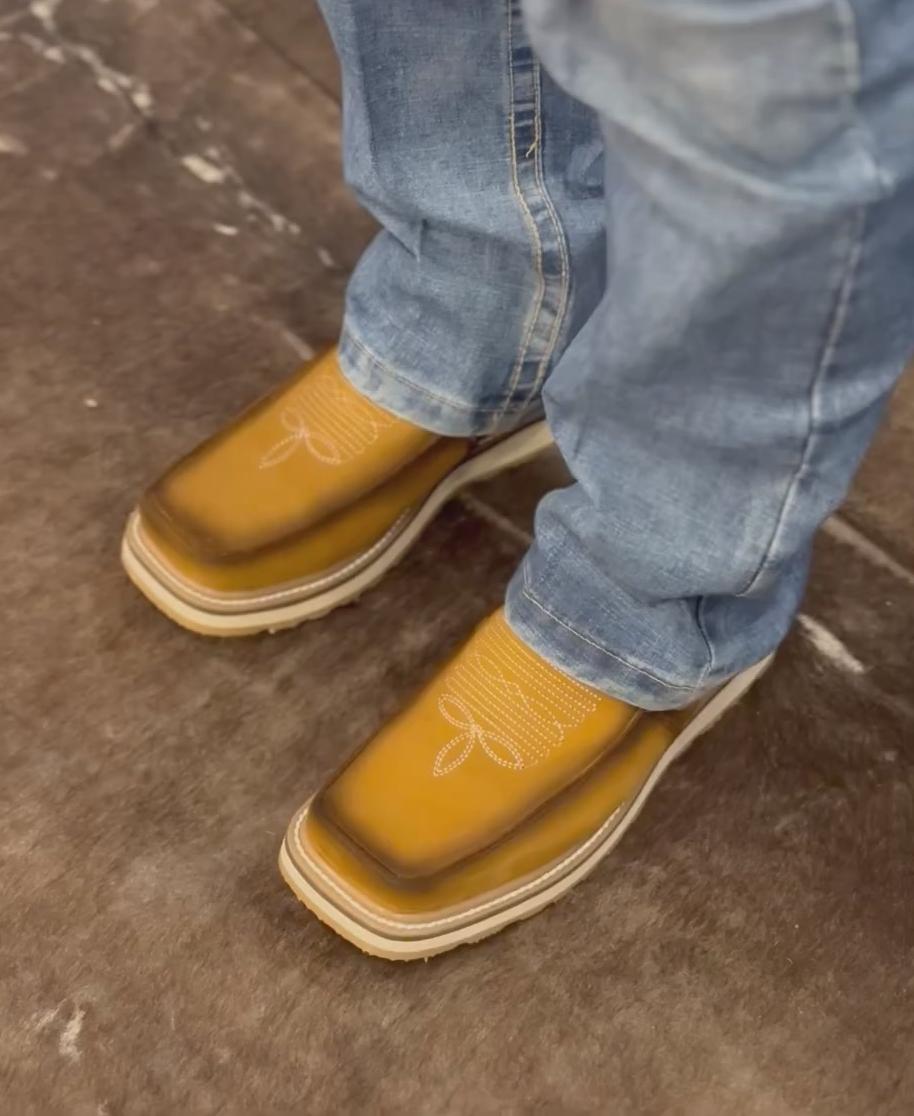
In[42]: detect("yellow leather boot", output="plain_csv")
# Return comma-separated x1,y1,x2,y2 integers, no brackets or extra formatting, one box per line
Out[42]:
280,609,772,960
121,350,551,635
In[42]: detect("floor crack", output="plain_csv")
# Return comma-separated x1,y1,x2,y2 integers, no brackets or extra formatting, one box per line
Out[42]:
824,514,914,590
209,0,341,107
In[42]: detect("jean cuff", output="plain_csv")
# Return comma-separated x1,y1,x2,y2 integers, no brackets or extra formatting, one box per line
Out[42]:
504,560,709,712
338,325,507,438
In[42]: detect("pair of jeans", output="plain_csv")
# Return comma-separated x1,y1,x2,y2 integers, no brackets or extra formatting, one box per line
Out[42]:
316,0,914,709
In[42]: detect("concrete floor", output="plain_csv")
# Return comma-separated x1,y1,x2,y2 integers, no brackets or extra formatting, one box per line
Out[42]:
1,2,913,1112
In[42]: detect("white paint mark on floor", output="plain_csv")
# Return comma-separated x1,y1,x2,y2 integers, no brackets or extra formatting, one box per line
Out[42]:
106,120,139,151
32,1005,61,1033
797,613,866,676
824,514,914,591
459,492,534,548
58,1005,85,1062
182,153,227,185
28,0,155,115
277,328,314,362
237,187,300,237
317,246,336,269
29,0,61,23
180,147,301,238
213,223,239,237
37,38,65,64
130,85,153,114
2,30,66,64
31,1000,88,1061
0,133,27,156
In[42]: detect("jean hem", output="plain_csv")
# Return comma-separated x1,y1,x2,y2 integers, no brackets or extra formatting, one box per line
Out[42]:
505,569,710,712
338,326,537,438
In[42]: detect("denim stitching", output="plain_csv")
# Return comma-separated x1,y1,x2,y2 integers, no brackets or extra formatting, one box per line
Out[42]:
694,597,716,681
525,59,570,406
502,0,547,418
520,563,697,695
342,327,531,418
496,1,571,427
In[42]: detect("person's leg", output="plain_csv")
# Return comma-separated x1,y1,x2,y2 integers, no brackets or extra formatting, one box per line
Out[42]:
280,0,914,959
123,1,606,633
505,0,914,708
315,0,605,435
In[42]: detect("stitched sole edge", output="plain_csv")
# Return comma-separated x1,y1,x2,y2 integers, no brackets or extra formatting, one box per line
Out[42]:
278,653,775,960
121,420,554,637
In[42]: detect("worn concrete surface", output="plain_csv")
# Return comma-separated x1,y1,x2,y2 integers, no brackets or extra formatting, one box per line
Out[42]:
1,2,912,1113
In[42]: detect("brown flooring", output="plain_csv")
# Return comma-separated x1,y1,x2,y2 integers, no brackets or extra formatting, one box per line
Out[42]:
1,3,913,1113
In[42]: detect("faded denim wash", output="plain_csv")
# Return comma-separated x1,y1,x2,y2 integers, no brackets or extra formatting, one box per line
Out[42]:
317,0,914,709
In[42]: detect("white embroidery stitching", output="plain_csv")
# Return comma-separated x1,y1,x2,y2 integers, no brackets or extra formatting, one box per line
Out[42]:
432,618,598,777
259,366,395,469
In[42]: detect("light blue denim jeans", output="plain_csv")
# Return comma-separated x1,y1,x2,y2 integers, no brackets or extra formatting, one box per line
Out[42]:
317,0,914,709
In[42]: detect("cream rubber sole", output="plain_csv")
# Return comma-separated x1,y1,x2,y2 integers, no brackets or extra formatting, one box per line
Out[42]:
121,420,553,637
278,653,774,961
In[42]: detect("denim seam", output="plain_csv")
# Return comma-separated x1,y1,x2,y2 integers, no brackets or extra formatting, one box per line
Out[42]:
520,563,697,695
496,1,570,426
502,0,546,418
522,59,571,409
739,208,865,599
738,2,871,599
341,326,536,419
694,597,716,680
